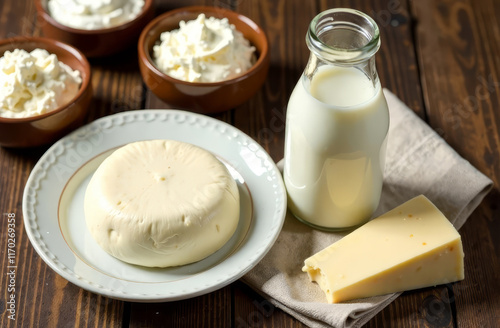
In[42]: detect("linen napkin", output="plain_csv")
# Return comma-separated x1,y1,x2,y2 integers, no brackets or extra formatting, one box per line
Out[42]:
242,89,493,328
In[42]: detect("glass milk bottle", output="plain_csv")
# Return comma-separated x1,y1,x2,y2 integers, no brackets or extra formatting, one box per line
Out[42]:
283,8,390,231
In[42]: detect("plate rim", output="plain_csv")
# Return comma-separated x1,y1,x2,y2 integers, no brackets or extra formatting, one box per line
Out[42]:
22,109,287,302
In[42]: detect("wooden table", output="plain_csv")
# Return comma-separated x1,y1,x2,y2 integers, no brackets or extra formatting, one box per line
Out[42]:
1,0,499,327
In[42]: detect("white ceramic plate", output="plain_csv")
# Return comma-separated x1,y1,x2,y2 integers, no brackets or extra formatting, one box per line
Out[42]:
22,110,286,302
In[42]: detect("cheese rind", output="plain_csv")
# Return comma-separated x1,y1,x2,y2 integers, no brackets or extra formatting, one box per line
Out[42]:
302,195,464,303
84,139,240,268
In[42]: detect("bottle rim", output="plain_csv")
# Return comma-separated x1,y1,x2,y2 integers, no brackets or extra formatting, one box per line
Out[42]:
307,8,381,64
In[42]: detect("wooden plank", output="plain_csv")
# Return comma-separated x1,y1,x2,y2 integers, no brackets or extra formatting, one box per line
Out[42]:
411,0,500,327
312,1,453,326
0,0,136,326
130,1,234,326
368,288,455,328
318,0,426,116
229,0,313,326
230,0,449,326
86,55,145,121
411,0,500,174
1,0,497,327
230,0,448,326
128,286,232,328
232,0,318,163
455,197,500,328
0,149,126,327
139,0,302,324
0,0,37,38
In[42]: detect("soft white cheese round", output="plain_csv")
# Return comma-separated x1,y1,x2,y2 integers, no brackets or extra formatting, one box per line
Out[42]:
84,139,240,268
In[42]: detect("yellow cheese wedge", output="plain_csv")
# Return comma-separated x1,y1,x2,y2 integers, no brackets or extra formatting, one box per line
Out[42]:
302,195,465,303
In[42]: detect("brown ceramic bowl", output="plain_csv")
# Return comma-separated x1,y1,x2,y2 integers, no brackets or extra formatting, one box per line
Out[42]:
35,0,154,57
0,37,92,148
138,6,270,114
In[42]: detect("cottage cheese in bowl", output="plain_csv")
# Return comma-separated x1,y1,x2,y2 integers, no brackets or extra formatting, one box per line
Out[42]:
153,14,256,83
0,48,82,119
47,0,145,30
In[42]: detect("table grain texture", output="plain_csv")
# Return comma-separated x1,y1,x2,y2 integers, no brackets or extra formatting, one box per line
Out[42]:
1,0,500,327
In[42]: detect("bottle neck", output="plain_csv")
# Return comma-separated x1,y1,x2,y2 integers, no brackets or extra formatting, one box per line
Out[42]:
304,53,379,87
304,8,381,88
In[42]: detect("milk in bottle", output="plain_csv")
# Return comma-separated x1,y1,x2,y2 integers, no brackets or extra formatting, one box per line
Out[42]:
284,8,390,230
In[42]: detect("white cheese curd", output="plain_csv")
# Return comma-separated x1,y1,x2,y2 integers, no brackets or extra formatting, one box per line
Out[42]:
47,0,145,30
84,139,240,268
153,14,256,82
0,48,82,119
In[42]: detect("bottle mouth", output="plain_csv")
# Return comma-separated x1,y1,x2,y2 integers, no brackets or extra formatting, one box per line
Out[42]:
307,8,381,64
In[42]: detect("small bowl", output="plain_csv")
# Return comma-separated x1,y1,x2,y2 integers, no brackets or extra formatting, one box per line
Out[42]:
35,0,155,57
138,6,270,114
0,37,92,148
